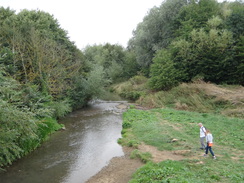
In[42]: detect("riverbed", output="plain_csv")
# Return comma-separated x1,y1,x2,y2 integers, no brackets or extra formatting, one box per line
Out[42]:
0,99,128,183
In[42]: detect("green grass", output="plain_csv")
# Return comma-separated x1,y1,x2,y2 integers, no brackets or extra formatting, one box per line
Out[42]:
122,108,244,183
130,159,244,183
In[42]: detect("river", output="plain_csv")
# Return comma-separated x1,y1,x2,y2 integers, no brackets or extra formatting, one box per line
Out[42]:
0,99,128,183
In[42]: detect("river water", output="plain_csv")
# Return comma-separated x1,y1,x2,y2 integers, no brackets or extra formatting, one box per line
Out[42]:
0,99,127,183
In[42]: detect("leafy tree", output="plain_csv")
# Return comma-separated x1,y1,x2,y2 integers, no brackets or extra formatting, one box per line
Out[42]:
0,7,15,26
68,65,109,109
149,50,182,90
128,0,188,75
233,35,244,85
123,50,140,79
174,0,221,39
224,1,244,39
0,8,85,100
83,43,137,83
171,27,237,84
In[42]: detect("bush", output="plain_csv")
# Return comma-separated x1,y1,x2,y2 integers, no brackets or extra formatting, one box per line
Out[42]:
37,118,63,141
148,50,182,91
0,101,38,167
130,149,152,163
48,100,72,119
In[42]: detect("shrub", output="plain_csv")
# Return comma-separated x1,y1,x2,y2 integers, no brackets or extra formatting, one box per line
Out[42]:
148,50,182,91
47,100,72,119
130,149,152,163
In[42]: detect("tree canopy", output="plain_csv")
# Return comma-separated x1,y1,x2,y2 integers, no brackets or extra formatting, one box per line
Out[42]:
129,0,244,89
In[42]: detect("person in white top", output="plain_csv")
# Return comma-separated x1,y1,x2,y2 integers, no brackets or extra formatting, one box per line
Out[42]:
198,123,206,150
204,129,216,159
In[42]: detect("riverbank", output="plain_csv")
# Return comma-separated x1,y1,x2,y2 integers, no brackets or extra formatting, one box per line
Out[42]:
0,100,126,183
86,146,143,183
86,144,203,183
87,105,244,183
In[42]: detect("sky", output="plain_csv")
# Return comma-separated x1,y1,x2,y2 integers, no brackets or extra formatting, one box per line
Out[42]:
1,0,164,49
1,0,230,50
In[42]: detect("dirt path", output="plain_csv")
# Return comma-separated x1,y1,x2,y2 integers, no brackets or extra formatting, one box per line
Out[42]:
86,143,204,183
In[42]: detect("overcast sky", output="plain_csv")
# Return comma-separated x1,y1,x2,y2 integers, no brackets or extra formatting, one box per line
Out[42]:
1,0,164,49
1,0,230,50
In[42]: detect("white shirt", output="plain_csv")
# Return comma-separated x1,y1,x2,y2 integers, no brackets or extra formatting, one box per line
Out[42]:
200,126,206,137
206,133,213,143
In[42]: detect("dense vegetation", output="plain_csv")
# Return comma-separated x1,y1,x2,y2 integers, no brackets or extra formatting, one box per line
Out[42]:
0,0,243,172
129,0,243,89
0,7,110,168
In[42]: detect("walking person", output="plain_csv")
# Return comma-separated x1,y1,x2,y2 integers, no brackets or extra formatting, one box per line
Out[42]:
198,123,206,150
204,129,216,159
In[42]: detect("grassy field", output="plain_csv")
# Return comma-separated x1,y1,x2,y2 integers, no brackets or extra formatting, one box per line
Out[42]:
119,107,244,183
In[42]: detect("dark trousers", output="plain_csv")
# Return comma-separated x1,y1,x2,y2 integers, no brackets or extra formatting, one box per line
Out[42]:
205,145,215,156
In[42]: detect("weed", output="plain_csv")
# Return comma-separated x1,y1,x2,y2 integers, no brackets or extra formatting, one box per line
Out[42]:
130,150,152,163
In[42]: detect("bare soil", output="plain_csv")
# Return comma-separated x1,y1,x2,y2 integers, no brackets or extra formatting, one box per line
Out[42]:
86,146,143,183
86,143,204,183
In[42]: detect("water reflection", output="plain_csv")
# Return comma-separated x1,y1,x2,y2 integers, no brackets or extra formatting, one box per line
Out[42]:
0,100,126,183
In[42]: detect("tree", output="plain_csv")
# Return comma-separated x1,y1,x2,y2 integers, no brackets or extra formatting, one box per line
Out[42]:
149,50,182,90
174,0,221,39
224,1,244,39
83,43,137,83
128,0,188,75
171,27,237,84
0,8,85,99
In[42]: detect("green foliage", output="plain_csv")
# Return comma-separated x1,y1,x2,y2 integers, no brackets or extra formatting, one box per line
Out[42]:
0,9,81,165
123,51,140,79
0,8,88,103
174,0,221,38
114,79,243,118
127,0,243,85
130,149,152,163
129,161,188,183
122,121,132,129
36,118,63,141
149,50,182,90
112,75,148,101
0,100,38,166
47,100,72,119
83,43,138,83
0,71,64,168
172,27,238,84
225,1,244,38
129,0,188,73
234,35,244,85
120,91,142,101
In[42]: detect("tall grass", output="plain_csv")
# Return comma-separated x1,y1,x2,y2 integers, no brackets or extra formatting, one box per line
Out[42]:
112,75,148,101
113,77,244,118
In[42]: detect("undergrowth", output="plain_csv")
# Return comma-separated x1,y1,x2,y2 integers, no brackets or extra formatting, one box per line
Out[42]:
112,77,244,118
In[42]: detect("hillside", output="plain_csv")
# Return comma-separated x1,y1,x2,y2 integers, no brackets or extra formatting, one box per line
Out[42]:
112,78,244,118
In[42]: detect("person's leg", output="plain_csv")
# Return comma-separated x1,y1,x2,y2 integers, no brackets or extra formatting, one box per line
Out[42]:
209,147,215,156
205,146,209,155
200,137,205,149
